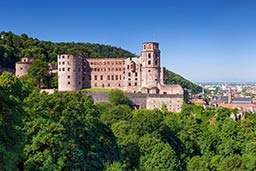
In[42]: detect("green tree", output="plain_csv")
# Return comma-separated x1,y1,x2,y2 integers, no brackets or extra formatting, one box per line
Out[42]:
220,154,245,171
23,91,120,170
28,59,48,87
100,104,132,126
0,73,26,171
108,89,130,106
139,134,181,171
187,156,210,171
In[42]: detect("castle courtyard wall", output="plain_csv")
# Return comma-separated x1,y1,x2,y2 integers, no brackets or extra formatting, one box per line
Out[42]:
86,92,182,112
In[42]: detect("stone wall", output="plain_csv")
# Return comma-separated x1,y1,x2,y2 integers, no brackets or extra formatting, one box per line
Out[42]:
86,91,182,112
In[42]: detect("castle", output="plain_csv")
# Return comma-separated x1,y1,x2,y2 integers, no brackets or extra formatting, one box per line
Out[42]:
15,42,183,112
57,42,183,112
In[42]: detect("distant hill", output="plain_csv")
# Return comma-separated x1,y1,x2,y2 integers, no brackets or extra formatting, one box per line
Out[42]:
165,69,202,94
0,31,201,93
0,31,134,68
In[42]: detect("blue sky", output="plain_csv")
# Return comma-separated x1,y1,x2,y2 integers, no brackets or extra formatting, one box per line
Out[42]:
1,0,256,82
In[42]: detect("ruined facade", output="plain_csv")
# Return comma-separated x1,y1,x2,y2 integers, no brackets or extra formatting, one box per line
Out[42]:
58,42,182,93
57,42,184,112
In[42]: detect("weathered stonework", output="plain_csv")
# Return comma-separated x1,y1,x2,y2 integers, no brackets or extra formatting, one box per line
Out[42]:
57,42,184,112
15,57,34,78
87,92,183,112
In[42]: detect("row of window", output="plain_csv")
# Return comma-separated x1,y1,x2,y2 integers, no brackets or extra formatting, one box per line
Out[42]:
90,61,124,65
94,83,121,87
59,67,71,72
59,55,70,59
128,72,138,77
59,61,70,65
92,67,124,72
93,75,123,81
59,68,82,72
147,53,159,58
147,60,158,65
128,82,138,86
93,82,138,87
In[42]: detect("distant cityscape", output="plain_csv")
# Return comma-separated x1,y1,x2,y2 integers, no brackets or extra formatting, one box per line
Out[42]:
191,82,256,119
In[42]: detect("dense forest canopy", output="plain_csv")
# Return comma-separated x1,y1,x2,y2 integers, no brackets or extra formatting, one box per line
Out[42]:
1,72,256,171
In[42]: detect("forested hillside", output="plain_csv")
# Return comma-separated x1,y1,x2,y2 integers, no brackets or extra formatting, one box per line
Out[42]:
1,72,256,171
166,69,202,94
0,31,133,68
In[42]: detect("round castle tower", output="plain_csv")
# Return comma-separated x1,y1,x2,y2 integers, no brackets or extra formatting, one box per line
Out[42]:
140,42,161,92
15,57,34,78
58,54,83,91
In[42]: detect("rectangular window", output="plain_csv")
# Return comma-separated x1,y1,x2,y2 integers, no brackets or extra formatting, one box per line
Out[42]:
107,75,110,80
94,75,97,80
148,60,151,65
68,68,71,71
116,75,118,80
62,68,65,71
68,81,70,85
62,62,65,65
100,75,103,80
135,82,137,86
112,75,114,80
67,75,70,79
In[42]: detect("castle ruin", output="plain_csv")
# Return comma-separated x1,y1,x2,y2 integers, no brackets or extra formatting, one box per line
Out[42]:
57,42,184,112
